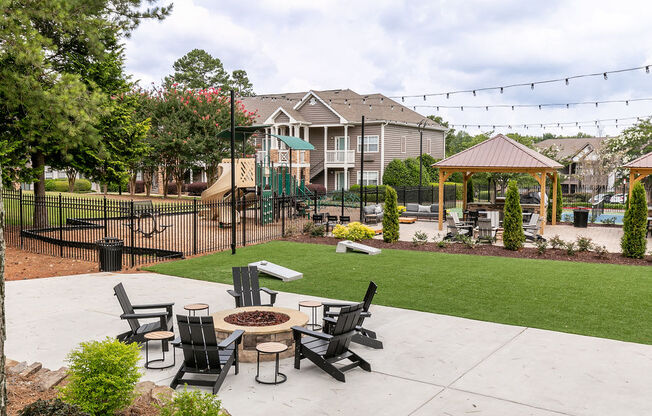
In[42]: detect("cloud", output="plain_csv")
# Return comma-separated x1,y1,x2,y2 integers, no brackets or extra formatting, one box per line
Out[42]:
124,0,652,136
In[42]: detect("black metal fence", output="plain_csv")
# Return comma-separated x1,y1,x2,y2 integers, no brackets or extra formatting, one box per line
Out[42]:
2,189,310,268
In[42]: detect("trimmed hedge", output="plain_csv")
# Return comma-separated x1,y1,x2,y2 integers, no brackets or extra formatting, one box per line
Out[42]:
306,183,326,196
382,159,411,187
621,182,648,258
350,184,387,202
44,179,91,193
503,180,525,251
187,182,208,196
382,186,399,243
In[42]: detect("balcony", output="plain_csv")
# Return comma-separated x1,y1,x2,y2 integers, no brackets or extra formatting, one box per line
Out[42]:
326,150,355,166
256,151,268,164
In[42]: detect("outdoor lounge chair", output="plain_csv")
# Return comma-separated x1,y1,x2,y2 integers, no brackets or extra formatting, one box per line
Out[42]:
292,303,371,382
322,281,383,349
444,217,472,241
170,315,244,394
476,218,496,244
524,216,546,242
523,213,540,230
228,266,278,307
113,282,174,345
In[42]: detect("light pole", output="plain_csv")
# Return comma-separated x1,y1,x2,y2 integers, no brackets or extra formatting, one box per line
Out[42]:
417,119,428,204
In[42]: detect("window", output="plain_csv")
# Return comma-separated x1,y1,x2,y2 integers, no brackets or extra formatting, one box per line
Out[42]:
357,171,379,186
426,139,432,154
400,136,406,153
357,135,379,153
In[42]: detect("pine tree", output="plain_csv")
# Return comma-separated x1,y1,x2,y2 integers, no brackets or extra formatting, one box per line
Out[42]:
382,186,400,243
466,177,474,203
503,180,525,250
621,182,648,258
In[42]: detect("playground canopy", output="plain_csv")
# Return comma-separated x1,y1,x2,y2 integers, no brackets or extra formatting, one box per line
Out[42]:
623,151,652,198
271,134,315,150
433,134,563,233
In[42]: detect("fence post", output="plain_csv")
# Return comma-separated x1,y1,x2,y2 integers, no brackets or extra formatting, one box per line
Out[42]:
418,185,421,205
58,193,63,257
130,200,135,268
341,190,344,217
193,198,198,255
376,185,379,204
103,196,108,238
19,188,23,249
402,187,406,205
281,193,286,237
241,193,246,247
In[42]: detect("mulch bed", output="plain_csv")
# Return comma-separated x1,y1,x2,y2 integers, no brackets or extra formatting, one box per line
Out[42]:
225,310,290,326
5,247,99,281
284,235,652,266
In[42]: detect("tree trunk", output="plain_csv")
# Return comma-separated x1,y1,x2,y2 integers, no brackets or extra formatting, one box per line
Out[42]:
32,151,48,228
174,171,183,199
161,167,169,198
128,172,137,196
65,168,77,193
0,169,7,416
102,183,108,195
143,170,152,197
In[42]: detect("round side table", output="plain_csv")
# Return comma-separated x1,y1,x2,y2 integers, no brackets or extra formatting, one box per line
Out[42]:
184,303,209,316
144,331,176,369
299,300,322,330
255,342,288,385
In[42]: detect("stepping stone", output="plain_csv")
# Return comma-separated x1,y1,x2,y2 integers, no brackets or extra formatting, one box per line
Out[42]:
8,361,27,375
37,367,68,391
336,240,381,255
19,362,42,377
248,261,303,282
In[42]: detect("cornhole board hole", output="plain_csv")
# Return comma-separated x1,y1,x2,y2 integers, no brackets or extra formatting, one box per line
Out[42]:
335,240,381,255
248,261,303,282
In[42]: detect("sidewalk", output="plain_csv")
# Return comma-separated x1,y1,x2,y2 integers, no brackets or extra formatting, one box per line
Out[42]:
6,272,652,415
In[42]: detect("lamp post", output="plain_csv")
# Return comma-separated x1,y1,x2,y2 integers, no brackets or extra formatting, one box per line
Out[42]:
359,115,365,222
417,119,428,204
230,90,236,255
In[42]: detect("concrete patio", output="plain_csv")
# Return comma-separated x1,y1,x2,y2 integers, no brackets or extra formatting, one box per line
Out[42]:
7,272,652,415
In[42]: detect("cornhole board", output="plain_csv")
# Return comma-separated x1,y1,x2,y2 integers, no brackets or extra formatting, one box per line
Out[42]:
335,240,381,255
248,260,303,282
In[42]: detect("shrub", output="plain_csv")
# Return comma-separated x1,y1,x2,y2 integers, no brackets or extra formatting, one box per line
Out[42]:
593,244,608,258
133,180,145,194
332,222,375,241
466,177,474,203
602,217,617,225
44,179,91,193
303,222,315,234
576,236,593,252
412,230,428,245
19,399,88,416
157,387,222,416
382,159,411,186
436,239,448,248
349,184,387,202
310,225,325,237
59,338,141,416
397,205,406,214
187,182,208,196
405,157,431,185
382,186,399,243
502,180,525,251
418,153,439,181
306,183,326,196
166,182,187,195
535,239,548,255
621,182,648,258
549,235,565,249
458,234,475,249
547,180,562,223
564,241,576,256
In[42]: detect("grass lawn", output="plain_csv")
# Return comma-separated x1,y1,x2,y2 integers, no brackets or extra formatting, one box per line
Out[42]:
146,241,652,345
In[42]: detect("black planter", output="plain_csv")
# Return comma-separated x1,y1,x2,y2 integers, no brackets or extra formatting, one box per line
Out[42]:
573,209,589,228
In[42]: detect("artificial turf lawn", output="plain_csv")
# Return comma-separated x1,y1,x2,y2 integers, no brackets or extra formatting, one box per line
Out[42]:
146,240,652,344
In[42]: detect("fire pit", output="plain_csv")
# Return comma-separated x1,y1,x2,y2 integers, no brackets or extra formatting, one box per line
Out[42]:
212,306,309,362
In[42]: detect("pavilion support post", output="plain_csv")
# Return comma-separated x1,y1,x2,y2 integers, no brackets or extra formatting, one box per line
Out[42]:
552,171,558,226
437,169,452,231
539,172,547,234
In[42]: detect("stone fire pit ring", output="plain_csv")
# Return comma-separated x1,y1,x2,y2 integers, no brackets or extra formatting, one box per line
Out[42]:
212,306,309,362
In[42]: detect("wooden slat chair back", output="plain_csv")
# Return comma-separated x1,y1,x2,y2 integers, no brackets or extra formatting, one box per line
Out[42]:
477,218,495,243
233,266,261,307
446,217,462,237
359,281,377,323
325,303,363,357
525,213,540,228
114,283,139,333
177,315,221,372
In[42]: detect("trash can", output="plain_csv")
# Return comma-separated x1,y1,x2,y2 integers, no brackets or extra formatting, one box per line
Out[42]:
97,237,124,272
573,209,589,228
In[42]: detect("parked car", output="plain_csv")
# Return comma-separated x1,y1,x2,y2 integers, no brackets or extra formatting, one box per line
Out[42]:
589,193,614,204
610,193,628,204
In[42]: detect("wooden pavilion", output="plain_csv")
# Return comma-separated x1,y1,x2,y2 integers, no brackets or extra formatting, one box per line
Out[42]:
623,151,652,199
433,134,563,232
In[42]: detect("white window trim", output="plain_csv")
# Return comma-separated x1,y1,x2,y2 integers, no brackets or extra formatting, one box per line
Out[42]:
400,136,406,153
426,138,432,154
334,136,350,150
356,135,379,153
356,170,379,186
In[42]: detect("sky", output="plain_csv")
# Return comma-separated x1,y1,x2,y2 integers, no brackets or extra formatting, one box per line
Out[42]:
124,0,652,137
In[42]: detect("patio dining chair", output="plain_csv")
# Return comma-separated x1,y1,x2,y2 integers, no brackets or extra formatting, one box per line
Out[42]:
170,315,244,394
113,282,174,345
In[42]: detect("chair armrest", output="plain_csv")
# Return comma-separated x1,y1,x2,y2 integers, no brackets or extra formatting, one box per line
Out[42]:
361,311,371,318
261,287,277,305
322,301,354,315
227,290,241,299
291,325,333,340
132,302,174,310
218,330,245,349
120,312,168,320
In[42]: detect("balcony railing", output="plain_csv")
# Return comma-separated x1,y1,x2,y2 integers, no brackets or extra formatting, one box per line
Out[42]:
326,150,355,164
256,151,268,163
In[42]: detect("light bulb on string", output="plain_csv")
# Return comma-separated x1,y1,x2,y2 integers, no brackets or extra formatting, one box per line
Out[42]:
530,83,534,90
446,93,450,99
565,78,569,85
485,106,489,111
472,90,476,96
401,97,405,102
603,73,608,80
647,66,650,74
500,87,504,94
423,95,426,101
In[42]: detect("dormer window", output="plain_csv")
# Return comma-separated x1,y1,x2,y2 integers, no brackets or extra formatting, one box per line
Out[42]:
309,97,316,106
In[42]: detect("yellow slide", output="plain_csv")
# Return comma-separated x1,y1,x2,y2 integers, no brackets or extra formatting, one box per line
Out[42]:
201,158,255,225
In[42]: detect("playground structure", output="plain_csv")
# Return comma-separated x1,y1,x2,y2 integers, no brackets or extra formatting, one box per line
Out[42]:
201,159,256,225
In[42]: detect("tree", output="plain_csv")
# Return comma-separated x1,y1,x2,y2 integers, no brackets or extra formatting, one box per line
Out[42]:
604,118,652,193
0,0,171,226
382,186,399,243
503,180,525,251
382,159,411,186
404,158,431,186
621,182,648,258
0,174,5,416
165,49,230,89
231,69,254,97
417,153,438,182
547,179,563,223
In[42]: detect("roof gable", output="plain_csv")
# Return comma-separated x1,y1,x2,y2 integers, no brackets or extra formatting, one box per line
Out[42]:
623,151,652,168
294,91,346,124
434,134,563,169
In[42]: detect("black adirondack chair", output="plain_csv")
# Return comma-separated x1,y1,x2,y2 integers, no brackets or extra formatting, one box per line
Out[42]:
170,315,244,394
322,281,383,349
292,303,371,382
227,266,277,307
113,282,174,345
